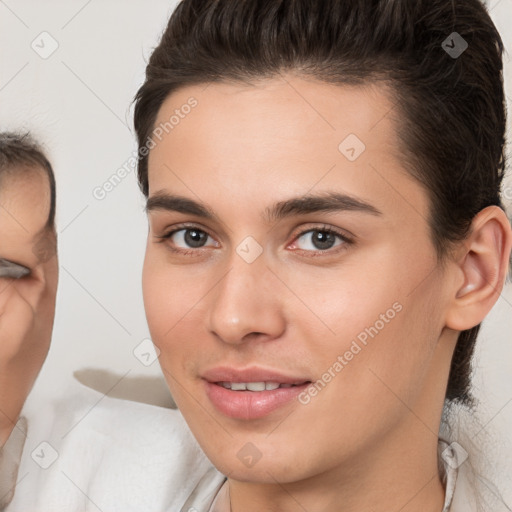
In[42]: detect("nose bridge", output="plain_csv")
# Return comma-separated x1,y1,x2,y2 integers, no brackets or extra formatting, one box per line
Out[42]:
208,252,285,344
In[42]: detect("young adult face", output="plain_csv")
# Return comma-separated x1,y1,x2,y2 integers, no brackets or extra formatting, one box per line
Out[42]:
142,75,508,509
0,168,58,445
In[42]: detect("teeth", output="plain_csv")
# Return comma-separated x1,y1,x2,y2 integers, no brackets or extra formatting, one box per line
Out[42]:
219,381,292,391
246,382,266,391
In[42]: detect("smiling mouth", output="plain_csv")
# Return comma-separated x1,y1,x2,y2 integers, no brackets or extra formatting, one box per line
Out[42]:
205,379,312,419
216,381,310,391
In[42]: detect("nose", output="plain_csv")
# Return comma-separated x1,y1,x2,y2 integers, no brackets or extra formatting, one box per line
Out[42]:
207,256,286,345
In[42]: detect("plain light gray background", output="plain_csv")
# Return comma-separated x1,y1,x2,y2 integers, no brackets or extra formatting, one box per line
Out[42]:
1,0,511,499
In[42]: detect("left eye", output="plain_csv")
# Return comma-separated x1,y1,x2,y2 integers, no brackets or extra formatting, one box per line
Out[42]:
293,230,345,251
167,228,217,249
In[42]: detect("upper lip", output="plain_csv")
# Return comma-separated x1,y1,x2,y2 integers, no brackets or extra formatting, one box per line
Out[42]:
202,366,311,385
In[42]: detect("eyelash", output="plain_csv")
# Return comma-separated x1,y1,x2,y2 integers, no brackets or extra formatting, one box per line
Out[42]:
156,223,354,258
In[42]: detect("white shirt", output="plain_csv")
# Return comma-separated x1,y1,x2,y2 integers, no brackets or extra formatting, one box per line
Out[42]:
1,378,224,511
0,378,508,511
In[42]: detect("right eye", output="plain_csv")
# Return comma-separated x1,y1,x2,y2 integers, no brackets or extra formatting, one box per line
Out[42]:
160,227,219,251
0,258,31,279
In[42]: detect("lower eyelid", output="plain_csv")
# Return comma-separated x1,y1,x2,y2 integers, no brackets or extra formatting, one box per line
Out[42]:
288,245,349,258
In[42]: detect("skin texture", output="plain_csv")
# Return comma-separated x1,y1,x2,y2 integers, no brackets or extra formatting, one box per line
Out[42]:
142,75,512,512
0,168,58,447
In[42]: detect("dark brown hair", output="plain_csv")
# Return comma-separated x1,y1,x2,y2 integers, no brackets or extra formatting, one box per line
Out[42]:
0,132,56,229
133,0,507,404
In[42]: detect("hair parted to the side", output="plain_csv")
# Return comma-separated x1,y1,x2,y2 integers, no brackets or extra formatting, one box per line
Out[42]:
133,0,507,405
0,132,57,229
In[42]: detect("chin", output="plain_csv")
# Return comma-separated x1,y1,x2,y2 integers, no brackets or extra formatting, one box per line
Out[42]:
200,439,312,484
215,459,302,484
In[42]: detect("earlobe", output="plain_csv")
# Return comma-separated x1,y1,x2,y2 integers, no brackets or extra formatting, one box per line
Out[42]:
446,206,512,331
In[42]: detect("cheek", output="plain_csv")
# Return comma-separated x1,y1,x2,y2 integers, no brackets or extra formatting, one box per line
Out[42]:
142,247,212,380
278,252,403,352
286,249,442,404
143,247,195,335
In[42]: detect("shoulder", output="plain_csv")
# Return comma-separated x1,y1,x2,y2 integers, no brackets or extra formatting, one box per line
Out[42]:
439,409,511,512
0,417,27,510
6,377,225,512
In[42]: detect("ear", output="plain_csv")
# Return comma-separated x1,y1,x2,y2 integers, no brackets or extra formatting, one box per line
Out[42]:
445,206,512,332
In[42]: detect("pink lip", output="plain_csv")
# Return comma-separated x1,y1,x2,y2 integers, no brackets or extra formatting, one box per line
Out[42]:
202,366,311,420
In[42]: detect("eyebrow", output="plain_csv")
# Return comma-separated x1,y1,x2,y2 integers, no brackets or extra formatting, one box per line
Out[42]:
146,191,382,222
146,193,216,219
265,192,382,222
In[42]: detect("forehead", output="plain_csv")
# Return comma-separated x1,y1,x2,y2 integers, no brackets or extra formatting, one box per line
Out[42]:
147,75,429,222
0,166,51,238
150,76,396,162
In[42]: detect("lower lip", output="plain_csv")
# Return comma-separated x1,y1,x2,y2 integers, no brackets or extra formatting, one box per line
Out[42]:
204,381,310,420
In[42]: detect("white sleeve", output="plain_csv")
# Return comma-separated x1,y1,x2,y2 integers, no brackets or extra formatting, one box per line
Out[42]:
0,418,27,510
6,380,225,512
